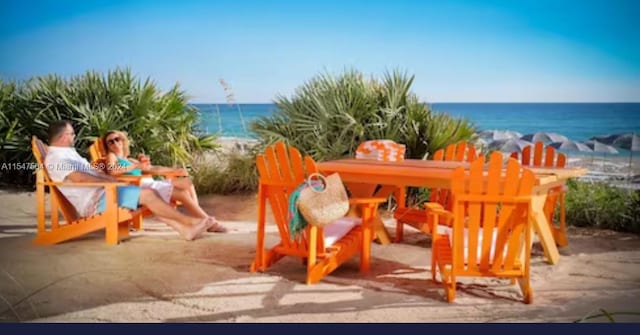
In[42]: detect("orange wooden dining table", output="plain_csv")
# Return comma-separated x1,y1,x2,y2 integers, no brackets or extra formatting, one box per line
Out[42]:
318,158,588,265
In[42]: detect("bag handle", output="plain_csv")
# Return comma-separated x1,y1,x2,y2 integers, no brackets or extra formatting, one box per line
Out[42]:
305,173,327,193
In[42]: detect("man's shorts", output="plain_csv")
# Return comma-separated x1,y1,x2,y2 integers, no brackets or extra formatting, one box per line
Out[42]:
96,186,141,213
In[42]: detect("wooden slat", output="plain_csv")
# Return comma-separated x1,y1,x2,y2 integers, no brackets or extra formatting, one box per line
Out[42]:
533,142,544,166
527,167,588,179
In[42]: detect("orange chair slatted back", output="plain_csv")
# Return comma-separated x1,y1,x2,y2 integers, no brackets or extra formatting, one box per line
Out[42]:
511,141,566,168
255,141,320,251
510,141,568,246
32,137,80,225
394,141,479,241
449,153,534,274
430,142,479,207
431,151,534,303
88,137,107,163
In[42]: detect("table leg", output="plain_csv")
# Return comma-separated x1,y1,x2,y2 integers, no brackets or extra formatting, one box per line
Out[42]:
346,182,392,245
553,191,568,247
394,187,406,243
530,192,560,265
348,204,391,245
373,215,391,245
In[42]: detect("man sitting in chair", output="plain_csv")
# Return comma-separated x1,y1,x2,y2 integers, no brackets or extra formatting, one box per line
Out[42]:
44,120,215,241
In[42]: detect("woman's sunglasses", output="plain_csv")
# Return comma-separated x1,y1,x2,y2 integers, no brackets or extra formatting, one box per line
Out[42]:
107,137,123,145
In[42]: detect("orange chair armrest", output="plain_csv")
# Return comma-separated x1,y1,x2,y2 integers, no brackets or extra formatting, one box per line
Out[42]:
155,171,188,178
425,202,454,229
166,170,189,177
349,197,387,205
40,181,129,187
116,175,144,185
143,168,189,178
424,202,447,215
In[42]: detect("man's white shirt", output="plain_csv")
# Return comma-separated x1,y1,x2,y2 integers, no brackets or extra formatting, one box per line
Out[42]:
45,146,105,217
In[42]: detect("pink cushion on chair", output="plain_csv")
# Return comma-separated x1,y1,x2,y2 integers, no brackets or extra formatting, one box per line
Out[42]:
323,217,361,247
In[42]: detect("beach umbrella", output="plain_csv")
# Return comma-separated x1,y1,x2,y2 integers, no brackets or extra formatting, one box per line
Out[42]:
521,132,569,143
478,130,523,142
488,138,532,153
591,133,640,179
631,134,640,180
548,140,593,153
584,140,619,169
590,133,639,150
548,140,593,167
591,134,619,145
584,140,619,154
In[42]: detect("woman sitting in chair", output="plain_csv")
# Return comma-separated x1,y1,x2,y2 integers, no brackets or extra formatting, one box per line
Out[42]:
102,130,227,233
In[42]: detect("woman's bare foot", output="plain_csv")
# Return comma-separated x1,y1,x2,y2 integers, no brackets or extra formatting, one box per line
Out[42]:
206,216,228,233
181,217,214,241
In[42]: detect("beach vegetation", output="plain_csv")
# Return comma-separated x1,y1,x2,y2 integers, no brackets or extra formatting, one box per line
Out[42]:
0,68,218,186
565,180,640,234
250,69,475,161
191,150,258,194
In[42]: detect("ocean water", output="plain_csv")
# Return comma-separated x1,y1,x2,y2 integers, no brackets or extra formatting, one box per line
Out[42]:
195,102,640,143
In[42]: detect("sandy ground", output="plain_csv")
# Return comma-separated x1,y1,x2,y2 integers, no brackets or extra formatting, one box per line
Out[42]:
0,188,639,323
1,143,639,322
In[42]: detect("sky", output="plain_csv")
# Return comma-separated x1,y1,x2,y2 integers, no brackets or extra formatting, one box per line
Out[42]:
1,0,639,103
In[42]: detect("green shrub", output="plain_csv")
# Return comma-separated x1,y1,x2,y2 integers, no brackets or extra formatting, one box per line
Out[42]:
250,69,475,161
191,150,258,195
565,180,640,234
0,68,218,186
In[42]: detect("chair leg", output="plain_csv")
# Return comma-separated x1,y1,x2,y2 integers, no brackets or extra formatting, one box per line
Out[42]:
118,221,130,241
395,222,404,242
431,252,437,282
517,277,533,304
131,215,143,231
444,276,456,303
547,189,568,247
556,192,568,247
360,204,374,273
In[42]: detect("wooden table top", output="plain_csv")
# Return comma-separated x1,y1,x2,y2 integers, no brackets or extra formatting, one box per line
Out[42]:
318,158,588,186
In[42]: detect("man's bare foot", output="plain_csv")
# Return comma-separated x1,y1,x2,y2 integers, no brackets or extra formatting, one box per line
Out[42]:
206,216,228,233
181,217,214,241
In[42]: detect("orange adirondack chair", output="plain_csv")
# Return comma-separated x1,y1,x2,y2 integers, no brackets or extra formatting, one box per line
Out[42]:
89,136,187,227
89,136,187,178
32,136,145,245
250,142,385,284
89,137,141,183
394,142,479,241
511,141,568,247
88,137,105,164
428,152,535,303
88,136,165,230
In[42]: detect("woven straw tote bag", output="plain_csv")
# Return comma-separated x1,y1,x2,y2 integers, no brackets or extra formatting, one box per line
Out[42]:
298,173,349,227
